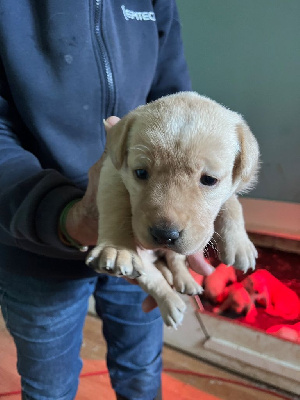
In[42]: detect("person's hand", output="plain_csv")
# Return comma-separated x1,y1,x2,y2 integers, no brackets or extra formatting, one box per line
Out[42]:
64,116,120,246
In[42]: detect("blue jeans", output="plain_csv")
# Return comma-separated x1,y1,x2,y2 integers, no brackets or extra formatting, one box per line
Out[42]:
0,268,163,400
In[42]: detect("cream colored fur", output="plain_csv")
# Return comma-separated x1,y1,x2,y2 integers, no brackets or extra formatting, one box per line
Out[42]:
86,92,260,327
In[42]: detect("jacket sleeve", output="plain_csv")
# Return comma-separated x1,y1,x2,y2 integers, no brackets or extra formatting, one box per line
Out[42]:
0,60,85,259
147,0,192,101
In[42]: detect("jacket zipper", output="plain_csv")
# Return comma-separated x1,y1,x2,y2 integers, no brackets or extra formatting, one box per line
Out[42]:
94,0,115,117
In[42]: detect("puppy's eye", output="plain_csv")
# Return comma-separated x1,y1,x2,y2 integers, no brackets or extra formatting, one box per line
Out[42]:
200,175,218,186
135,169,149,180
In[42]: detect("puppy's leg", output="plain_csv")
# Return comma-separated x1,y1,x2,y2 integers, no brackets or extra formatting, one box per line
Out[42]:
137,250,186,328
154,258,174,287
214,194,257,272
86,158,143,278
164,251,203,296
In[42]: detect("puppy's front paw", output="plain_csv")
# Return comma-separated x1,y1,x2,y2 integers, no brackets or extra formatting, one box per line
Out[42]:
173,275,203,296
86,245,143,278
220,235,258,273
164,252,203,296
159,293,187,329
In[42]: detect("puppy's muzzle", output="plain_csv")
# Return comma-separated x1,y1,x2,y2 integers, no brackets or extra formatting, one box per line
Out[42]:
149,225,181,246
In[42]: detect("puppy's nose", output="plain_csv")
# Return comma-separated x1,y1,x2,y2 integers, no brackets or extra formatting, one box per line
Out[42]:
149,226,180,246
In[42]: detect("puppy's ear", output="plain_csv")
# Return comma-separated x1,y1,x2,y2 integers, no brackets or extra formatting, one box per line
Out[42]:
105,114,135,170
232,120,260,193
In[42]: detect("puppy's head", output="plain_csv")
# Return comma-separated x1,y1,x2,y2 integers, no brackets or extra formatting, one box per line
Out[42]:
107,92,259,255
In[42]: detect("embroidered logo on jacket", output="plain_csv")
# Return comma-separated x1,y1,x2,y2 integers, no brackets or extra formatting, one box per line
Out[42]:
121,5,156,21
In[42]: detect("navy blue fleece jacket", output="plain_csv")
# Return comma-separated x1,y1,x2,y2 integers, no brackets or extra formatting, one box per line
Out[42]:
0,0,191,278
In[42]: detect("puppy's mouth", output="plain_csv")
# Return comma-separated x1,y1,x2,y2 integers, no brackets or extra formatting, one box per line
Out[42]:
133,222,213,254
134,233,208,255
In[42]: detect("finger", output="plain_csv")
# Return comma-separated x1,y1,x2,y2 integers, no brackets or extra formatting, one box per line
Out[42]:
103,116,121,130
187,253,215,276
89,155,105,176
142,296,157,313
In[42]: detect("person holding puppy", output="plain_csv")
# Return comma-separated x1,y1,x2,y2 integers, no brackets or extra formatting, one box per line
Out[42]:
0,2,212,400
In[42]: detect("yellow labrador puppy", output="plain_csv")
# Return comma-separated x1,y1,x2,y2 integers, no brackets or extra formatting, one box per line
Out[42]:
86,92,259,327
